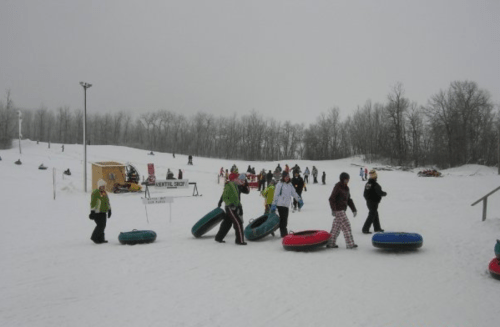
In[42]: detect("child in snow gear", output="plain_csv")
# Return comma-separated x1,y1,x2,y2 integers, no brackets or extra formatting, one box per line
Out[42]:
362,170,387,234
327,172,358,249
270,171,303,237
364,167,368,181
261,180,276,214
216,173,250,245
178,169,183,180
322,171,326,185
360,167,365,181
291,170,306,212
188,155,193,165
90,179,112,244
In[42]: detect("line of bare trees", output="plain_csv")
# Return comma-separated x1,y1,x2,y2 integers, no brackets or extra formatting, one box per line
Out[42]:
1,80,498,168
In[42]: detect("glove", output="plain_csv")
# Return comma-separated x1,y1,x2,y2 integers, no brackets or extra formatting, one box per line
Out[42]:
353,211,357,218
89,211,96,220
331,211,336,217
383,192,387,196
304,187,307,192
108,209,112,218
298,199,304,209
270,204,277,213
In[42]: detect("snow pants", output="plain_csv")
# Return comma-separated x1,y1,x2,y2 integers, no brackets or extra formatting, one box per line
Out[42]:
327,210,355,248
215,206,245,244
277,206,290,237
91,213,107,243
362,201,382,232
304,175,309,184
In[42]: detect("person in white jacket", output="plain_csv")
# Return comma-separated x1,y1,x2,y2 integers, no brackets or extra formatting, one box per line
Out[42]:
271,171,304,237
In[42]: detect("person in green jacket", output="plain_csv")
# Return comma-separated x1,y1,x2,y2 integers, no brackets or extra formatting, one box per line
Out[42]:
215,174,249,245
261,180,276,214
89,179,112,244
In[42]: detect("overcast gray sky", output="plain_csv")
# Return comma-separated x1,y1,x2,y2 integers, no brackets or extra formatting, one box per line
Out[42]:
1,0,499,125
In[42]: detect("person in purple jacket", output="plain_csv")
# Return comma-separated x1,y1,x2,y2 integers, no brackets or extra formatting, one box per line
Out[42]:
326,172,358,249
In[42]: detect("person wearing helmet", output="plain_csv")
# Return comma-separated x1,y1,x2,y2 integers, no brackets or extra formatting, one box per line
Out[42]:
362,169,387,234
89,179,112,244
270,171,304,237
327,172,358,249
215,173,250,245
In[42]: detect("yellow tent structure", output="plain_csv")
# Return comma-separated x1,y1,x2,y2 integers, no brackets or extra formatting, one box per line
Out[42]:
91,161,126,192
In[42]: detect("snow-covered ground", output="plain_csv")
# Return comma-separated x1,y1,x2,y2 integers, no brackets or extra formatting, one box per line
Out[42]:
1,140,499,327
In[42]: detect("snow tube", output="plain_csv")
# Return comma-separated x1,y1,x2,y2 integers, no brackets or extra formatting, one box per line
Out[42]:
489,258,500,280
191,207,226,238
372,232,423,250
494,240,500,259
244,213,280,241
118,230,157,245
282,230,331,251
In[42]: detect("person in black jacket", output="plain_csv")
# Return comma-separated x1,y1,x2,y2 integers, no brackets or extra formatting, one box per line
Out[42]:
362,170,387,234
266,170,273,187
291,170,306,212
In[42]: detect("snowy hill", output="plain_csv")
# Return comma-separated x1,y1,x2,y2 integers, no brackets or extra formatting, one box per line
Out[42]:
1,140,500,327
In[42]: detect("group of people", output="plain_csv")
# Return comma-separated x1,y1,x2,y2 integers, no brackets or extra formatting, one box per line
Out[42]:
89,163,387,248
214,166,388,248
326,169,387,248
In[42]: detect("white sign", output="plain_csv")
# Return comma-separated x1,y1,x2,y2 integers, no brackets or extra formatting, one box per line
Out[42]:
154,179,189,188
142,196,174,205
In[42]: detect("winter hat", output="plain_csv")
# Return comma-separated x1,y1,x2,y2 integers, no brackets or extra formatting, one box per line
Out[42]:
282,171,289,178
369,170,378,179
97,179,107,188
339,172,350,181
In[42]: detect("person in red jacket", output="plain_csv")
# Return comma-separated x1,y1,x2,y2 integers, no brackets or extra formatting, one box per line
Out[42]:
326,172,358,249
228,168,239,181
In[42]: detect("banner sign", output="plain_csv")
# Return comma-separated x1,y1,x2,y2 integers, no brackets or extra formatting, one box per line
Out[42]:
154,179,189,188
142,196,174,205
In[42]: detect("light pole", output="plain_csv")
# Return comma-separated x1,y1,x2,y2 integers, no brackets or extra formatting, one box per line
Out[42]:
80,81,92,192
17,110,22,155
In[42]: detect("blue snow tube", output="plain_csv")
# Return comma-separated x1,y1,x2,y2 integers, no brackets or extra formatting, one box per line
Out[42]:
191,207,226,238
118,230,157,245
372,232,423,250
244,213,280,241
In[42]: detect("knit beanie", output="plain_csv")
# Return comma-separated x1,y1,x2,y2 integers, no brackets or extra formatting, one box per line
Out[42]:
97,179,107,188
369,170,378,179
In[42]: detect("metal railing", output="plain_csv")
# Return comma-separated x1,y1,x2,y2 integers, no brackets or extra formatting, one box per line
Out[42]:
471,186,500,221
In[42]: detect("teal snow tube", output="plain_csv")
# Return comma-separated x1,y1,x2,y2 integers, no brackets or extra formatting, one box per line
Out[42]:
191,207,226,238
244,213,280,241
118,230,157,245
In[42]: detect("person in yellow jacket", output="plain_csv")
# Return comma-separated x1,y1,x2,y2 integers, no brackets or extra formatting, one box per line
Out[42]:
89,179,112,244
261,180,276,214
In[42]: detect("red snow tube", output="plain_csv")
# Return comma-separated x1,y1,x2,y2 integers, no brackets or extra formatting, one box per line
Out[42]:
489,258,500,280
282,230,331,251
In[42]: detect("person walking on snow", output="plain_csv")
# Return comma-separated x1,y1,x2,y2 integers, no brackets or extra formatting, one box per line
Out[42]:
270,171,303,237
360,167,365,181
312,166,318,183
326,172,358,249
304,167,310,184
362,170,387,234
261,180,276,214
215,173,250,245
322,171,326,185
364,167,368,181
89,179,112,244
291,170,306,212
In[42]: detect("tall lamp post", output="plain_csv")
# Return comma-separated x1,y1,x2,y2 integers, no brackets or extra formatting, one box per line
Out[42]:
80,81,92,192
17,110,22,155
